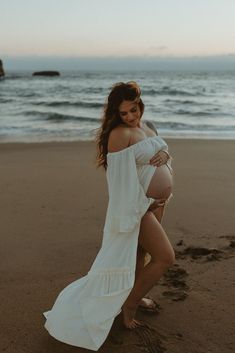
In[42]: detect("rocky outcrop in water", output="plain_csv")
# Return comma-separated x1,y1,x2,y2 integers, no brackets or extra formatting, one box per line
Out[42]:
0,59,5,77
32,71,60,77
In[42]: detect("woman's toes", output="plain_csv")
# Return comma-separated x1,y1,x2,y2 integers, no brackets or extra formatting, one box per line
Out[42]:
126,318,142,329
133,319,143,328
122,305,139,329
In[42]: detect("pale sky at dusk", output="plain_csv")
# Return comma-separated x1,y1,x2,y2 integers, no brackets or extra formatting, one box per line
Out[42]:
1,0,235,58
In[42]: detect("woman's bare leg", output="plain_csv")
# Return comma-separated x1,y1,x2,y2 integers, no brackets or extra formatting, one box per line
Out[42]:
136,202,165,278
144,203,166,266
135,245,146,280
123,211,175,328
136,203,166,308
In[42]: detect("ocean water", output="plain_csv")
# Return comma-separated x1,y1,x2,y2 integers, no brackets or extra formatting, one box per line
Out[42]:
0,70,235,142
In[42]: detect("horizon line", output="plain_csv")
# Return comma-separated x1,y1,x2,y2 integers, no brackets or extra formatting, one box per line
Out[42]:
2,53,235,60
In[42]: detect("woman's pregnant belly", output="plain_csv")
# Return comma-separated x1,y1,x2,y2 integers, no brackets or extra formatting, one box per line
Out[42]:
146,164,173,200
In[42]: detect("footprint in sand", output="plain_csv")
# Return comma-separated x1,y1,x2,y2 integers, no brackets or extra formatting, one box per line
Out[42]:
229,240,235,248
161,264,189,301
175,240,235,262
219,235,235,253
108,317,167,353
135,324,167,353
162,290,188,302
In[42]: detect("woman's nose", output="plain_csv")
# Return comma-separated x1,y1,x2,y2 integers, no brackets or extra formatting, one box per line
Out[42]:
127,112,135,120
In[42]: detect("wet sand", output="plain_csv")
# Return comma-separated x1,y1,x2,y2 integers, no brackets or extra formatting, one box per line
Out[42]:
0,139,234,353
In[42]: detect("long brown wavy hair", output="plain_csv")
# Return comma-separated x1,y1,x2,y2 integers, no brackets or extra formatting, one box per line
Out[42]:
95,81,145,170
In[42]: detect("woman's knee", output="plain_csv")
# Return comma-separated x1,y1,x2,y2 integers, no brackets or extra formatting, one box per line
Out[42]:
153,246,175,268
164,247,175,267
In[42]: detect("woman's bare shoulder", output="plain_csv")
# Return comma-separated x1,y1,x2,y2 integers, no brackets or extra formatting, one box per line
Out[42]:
108,126,132,153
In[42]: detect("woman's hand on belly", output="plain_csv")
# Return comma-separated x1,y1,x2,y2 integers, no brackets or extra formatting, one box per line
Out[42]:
149,150,170,167
147,198,166,211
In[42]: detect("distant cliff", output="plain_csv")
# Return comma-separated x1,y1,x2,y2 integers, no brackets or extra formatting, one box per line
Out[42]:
0,59,5,77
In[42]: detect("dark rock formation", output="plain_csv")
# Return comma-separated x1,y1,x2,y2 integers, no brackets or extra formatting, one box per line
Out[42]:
0,59,5,77
32,71,60,77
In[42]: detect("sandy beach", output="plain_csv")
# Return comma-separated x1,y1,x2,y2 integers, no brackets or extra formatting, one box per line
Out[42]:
0,139,234,353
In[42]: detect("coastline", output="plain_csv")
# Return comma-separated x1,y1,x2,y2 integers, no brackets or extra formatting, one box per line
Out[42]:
0,134,235,145
1,138,234,353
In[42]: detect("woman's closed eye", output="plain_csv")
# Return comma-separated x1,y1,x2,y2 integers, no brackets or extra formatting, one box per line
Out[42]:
120,108,137,116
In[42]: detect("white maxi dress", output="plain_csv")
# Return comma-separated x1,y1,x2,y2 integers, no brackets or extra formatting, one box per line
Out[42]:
43,135,170,351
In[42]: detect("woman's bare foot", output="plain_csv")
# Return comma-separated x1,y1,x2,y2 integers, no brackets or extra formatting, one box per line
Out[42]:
122,305,142,329
139,297,157,309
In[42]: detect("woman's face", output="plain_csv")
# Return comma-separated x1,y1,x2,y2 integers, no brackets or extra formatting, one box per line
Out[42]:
118,99,141,127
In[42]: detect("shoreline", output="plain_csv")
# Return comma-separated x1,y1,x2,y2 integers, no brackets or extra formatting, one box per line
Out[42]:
0,135,235,146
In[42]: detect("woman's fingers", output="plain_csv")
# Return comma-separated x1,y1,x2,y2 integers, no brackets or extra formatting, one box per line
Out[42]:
149,159,162,167
156,201,165,207
149,151,167,166
148,198,166,211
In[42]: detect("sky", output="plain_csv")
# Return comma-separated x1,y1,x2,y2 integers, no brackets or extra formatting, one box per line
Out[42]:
1,0,235,58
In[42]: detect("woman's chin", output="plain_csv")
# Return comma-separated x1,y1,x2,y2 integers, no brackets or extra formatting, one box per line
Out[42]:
129,120,138,126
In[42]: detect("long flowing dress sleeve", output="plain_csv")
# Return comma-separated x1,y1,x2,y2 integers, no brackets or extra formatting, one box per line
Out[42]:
103,147,153,234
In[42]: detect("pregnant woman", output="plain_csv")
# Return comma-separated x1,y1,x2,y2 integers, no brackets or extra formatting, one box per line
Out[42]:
43,81,174,351
105,81,174,329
